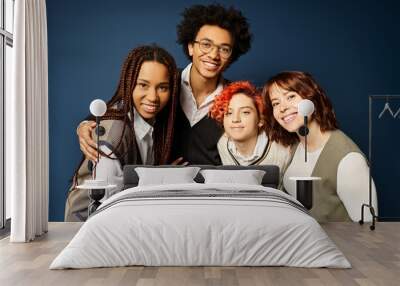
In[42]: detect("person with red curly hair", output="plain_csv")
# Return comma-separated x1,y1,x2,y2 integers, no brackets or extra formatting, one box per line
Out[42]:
210,81,291,180
263,71,377,222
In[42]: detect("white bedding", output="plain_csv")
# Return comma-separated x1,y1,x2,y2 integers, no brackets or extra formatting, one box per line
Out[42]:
50,183,351,269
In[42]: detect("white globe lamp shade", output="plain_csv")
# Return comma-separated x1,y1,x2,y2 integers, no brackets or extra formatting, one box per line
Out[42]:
298,99,315,117
89,99,107,117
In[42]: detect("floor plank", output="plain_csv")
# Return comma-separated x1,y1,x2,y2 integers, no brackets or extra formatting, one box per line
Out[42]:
0,222,399,286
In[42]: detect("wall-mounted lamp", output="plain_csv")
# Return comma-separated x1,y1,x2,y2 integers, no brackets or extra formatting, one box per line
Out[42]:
298,99,315,162
77,99,115,217
89,99,107,166
290,99,319,210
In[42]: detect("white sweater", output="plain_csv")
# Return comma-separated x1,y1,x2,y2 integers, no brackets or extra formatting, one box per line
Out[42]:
217,133,292,186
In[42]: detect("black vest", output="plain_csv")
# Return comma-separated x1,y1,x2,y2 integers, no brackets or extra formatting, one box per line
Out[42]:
172,103,222,165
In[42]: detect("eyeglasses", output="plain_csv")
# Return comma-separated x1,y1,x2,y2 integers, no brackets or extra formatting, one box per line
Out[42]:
193,39,232,59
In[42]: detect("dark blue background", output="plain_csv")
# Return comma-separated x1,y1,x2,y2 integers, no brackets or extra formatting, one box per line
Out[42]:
47,0,400,221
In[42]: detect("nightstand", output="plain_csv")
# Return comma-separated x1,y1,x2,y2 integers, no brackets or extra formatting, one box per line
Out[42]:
289,177,321,210
77,181,116,216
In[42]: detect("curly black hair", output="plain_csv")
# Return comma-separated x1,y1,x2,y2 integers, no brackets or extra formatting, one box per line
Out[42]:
177,4,252,65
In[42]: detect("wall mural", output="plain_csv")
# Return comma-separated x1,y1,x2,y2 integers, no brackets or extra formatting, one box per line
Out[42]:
47,0,400,222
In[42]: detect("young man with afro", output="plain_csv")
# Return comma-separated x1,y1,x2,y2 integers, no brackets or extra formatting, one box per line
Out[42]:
173,4,253,165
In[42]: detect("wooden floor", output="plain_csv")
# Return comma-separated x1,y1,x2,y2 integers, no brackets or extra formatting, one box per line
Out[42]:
0,222,399,286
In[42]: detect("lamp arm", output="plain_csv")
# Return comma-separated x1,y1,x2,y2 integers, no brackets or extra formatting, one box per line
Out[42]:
96,116,100,177
304,116,308,162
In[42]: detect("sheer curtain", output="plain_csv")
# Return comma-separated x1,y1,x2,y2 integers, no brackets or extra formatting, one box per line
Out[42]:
7,0,48,242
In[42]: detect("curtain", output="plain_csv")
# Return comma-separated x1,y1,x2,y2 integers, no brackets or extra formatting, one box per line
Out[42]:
8,0,48,242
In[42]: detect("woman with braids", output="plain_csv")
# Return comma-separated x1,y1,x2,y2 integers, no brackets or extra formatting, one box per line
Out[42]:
209,81,292,185
64,45,179,222
263,71,377,222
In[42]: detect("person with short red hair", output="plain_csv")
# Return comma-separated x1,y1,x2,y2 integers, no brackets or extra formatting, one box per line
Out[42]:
210,81,291,182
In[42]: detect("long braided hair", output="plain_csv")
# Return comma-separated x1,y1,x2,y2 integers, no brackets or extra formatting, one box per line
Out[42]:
98,45,179,164
72,45,179,186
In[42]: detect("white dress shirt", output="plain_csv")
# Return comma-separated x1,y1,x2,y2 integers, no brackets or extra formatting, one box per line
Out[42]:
133,108,154,165
180,63,224,127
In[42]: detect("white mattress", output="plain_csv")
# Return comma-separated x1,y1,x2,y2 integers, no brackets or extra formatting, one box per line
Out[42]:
50,183,351,269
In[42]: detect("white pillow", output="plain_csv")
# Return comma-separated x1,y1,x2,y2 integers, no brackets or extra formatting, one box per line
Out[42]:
135,167,201,186
200,169,266,185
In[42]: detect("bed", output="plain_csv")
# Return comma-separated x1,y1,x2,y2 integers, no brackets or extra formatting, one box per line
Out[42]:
50,165,350,269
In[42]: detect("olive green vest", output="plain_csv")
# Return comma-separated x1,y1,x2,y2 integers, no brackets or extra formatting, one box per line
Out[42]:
310,129,364,222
